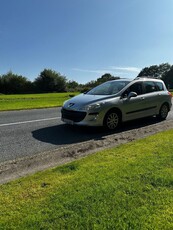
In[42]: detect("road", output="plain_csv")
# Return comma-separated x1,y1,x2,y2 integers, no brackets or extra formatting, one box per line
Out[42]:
0,106,173,164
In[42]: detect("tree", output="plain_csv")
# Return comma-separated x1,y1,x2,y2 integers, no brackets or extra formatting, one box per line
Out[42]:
0,75,2,93
96,73,120,84
34,69,67,93
137,63,171,79
162,66,173,89
85,73,120,88
0,71,32,94
158,63,172,77
66,80,79,91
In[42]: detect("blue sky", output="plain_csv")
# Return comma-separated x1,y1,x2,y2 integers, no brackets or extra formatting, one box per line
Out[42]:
0,0,173,84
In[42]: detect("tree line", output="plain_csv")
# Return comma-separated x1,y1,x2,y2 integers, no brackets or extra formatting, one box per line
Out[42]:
0,63,173,94
137,63,173,89
0,69,67,94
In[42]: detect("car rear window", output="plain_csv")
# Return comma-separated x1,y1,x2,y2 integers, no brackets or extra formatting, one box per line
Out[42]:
144,81,157,93
155,82,164,91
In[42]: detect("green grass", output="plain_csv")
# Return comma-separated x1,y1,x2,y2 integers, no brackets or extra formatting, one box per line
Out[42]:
0,92,79,111
0,91,172,111
1,130,173,229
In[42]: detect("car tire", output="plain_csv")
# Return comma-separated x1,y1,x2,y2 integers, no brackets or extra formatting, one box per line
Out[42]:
104,110,121,130
157,103,169,120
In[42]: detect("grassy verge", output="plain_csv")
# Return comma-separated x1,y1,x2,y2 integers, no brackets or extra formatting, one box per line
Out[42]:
1,130,173,229
0,92,79,111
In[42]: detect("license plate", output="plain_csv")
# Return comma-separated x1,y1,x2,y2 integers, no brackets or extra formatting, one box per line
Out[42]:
63,118,74,125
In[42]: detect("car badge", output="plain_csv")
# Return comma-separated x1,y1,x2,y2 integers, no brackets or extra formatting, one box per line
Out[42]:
68,103,75,108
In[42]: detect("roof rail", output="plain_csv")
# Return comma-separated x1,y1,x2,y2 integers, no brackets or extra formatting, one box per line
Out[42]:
134,76,161,80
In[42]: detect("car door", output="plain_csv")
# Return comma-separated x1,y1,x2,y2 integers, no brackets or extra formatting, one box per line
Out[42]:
121,82,149,121
142,81,160,115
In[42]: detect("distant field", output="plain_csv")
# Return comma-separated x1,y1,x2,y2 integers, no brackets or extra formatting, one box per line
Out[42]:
0,91,172,111
0,92,79,111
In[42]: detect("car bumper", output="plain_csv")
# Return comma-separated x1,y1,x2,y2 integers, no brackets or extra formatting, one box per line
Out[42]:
61,108,103,127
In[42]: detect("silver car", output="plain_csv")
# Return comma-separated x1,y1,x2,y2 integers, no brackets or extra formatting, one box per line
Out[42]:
61,78,172,130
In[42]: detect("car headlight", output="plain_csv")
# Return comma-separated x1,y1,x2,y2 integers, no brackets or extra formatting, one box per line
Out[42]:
81,102,105,111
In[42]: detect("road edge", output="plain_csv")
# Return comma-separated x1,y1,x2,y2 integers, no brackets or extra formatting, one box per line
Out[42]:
1,119,173,184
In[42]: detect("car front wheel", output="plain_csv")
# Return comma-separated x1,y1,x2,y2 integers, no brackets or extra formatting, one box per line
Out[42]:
104,110,121,130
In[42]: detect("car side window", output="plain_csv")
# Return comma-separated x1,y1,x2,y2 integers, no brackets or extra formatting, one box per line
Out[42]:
122,82,143,97
144,81,157,93
155,82,164,91
129,83,143,95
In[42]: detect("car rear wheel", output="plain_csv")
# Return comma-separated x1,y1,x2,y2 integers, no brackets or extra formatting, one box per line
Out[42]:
104,110,121,130
158,103,169,120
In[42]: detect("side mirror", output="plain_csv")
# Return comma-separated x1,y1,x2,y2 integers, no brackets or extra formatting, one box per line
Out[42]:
127,92,137,99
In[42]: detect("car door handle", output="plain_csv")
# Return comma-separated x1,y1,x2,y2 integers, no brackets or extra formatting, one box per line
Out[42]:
140,97,145,100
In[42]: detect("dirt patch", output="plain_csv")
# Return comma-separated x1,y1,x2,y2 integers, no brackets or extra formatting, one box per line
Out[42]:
1,119,173,184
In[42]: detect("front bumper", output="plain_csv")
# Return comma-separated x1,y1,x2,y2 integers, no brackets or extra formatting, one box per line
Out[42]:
61,108,87,122
61,108,102,127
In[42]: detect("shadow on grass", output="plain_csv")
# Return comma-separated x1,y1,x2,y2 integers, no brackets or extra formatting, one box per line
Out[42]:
32,117,162,146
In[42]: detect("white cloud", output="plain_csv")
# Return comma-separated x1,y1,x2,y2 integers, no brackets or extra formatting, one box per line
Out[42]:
110,66,141,73
71,66,142,83
72,68,112,75
72,66,141,76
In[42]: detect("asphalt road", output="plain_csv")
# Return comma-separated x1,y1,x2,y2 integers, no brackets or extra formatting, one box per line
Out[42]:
0,106,173,164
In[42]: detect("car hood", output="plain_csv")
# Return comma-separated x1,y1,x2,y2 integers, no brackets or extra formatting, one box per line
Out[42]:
63,93,116,110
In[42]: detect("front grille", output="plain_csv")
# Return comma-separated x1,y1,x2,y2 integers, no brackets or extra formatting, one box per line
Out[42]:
61,108,87,122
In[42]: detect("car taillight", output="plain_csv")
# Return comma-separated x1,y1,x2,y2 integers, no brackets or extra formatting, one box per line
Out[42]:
168,91,172,98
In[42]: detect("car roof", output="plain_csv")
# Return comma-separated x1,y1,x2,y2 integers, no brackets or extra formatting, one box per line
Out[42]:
108,77,163,84
134,77,163,82
109,78,132,83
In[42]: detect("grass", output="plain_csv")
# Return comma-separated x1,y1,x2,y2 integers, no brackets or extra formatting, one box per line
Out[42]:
0,92,79,111
0,91,172,111
1,130,173,229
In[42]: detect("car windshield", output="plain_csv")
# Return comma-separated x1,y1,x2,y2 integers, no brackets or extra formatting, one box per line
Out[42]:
86,80,130,95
